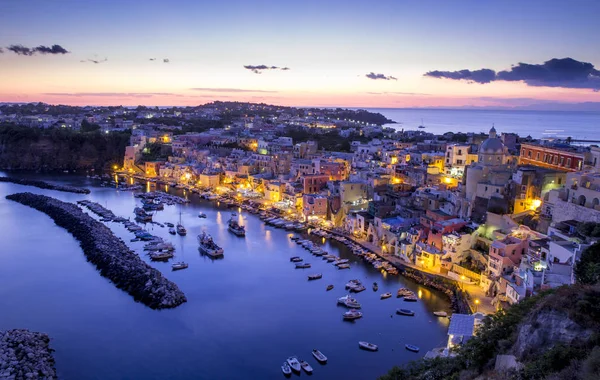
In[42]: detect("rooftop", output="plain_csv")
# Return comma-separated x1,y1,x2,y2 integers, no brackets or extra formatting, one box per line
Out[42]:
448,314,476,337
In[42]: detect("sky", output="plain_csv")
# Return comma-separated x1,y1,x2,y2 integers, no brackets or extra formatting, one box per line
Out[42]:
1,0,600,108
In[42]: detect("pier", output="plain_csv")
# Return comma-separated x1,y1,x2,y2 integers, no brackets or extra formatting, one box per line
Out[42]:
0,177,90,194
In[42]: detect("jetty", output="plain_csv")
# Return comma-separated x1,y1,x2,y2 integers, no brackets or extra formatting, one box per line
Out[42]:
0,329,56,379
6,192,187,309
0,176,90,194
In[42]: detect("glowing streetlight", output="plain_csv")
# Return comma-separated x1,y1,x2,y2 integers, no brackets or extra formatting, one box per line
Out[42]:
475,299,480,312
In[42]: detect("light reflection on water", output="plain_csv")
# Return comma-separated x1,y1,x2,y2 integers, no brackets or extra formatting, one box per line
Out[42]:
0,173,451,380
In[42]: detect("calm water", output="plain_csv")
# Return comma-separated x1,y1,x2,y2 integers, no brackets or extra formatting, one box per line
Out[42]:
365,108,600,140
0,173,450,380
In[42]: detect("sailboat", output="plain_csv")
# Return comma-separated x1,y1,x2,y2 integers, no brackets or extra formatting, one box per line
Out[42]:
176,209,187,236
418,118,426,129
172,245,188,271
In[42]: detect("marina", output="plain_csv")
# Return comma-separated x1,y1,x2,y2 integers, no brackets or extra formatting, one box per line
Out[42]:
0,174,451,380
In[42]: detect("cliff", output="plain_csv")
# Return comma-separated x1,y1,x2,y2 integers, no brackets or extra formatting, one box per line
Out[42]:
379,285,600,380
0,124,130,171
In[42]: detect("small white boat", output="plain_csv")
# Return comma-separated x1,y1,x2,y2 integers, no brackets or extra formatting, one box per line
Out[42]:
286,357,301,373
295,263,311,269
358,341,378,351
171,262,188,271
434,311,448,317
337,263,350,269
300,360,313,374
404,296,418,302
343,309,363,320
290,256,303,262
405,344,420,352
281,362,291,376
308,273,322,280
168,227,176,235
198,212,207,218
380,292,392,299
312,349,327,363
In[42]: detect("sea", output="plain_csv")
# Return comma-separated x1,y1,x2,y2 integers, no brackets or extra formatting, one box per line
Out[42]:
0,174,451,380
363,108,600,141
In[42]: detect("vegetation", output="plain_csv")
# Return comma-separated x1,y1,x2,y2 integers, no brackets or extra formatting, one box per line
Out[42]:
379,285,600,380
575,242,600,285
577,222,600,238
0,123,130,171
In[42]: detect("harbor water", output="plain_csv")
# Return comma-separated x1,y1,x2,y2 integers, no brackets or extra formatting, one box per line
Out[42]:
0,173,450,380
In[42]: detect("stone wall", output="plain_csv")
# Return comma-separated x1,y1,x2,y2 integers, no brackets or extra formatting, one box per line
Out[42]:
551,199,600,224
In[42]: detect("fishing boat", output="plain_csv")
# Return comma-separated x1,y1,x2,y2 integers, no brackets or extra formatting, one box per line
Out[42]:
176,223,187,236
149,251,174,261
169,227,176,235
198,212,207,218
337,263,350,269
380,292,392,299
312,349,327,363
326,285,334,291
434,311,448,317
290,256,303,262
358,341,378,351
171,262,188,271
227,217,246,237
404,296,418,302
165,222,174,227
197,232,224,258
295,263,311,269
286,357,301,373
281,362,291,376
405,344,420,352
343,309,363,320
396,309,415,316
338,295,361,309
300,360,313,374
308,273,322,280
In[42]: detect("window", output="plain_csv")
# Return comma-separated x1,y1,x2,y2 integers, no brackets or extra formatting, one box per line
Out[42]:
536,152,540,160
521,149,525,156
558,178,562,185
528,150,532,158
458,149,462,155
553,156,558,165
560,157,564,166
543,154,548,162
567,158,571,167
485,186,488,191
496,188,499,193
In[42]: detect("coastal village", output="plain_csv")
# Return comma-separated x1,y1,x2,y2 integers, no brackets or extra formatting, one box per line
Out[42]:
2,101,600,364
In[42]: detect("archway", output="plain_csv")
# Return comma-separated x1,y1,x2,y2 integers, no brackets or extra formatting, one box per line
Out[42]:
578,195,586,206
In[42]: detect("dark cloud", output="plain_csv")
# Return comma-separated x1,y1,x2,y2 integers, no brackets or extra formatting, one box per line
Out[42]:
163,58,170,63
81,57,108,64
7,44,69,56
149,58,156,61
0,47,3,54
424,69,496,84
365,72,397,81
190,88,278,93
243,64,290,74
43,92,178,98
424,58,600,90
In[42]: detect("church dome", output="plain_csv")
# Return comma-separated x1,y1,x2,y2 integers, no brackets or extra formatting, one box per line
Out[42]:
480,126,504,153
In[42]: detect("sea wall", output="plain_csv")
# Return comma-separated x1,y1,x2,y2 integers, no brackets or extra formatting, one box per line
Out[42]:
0,329,56,380
0,177,90,194
6,192,187,309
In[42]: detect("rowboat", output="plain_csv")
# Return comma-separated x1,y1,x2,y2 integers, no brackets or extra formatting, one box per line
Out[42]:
358,341,378,351
396,309,415,316
405,344,420,352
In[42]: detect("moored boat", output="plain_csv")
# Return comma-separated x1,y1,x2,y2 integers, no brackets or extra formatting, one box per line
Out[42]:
404,296,418,302
434,311,448,317
373,282,379,291
198,212,207,218
295,263,311,269
300,360,313,374
308,273,322,280
197,231,224,258
169,227,176,235
312,349,327,363
380,292,392,299
286,357,301,373
176,223,187,236
171,261,188,271
405,344,420,352
396,308,415,316
343,309,363,320
227,217,246,237
281,362,291,376
326,285,334,291
358,341,378,351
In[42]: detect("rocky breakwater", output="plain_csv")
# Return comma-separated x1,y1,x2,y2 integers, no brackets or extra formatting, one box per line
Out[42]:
0,329,56,380
0,177,90,194
6,192,187,309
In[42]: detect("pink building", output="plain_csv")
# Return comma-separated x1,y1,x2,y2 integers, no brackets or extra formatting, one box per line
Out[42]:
487,235,528,278
302,194,328,220
301,174,329,194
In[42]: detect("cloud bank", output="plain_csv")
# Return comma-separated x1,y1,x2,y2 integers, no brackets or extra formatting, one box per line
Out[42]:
365,72,397,81
243,65,290,74
190,87,278,93
424,58,600,90
6,44,70,56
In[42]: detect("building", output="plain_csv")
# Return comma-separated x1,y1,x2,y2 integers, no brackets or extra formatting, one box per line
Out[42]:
519,143,584,172
302,194,328,220
543,171,600,224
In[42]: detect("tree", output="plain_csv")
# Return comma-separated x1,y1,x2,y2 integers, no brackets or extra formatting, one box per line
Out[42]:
81,119,101,133
575,242,600,285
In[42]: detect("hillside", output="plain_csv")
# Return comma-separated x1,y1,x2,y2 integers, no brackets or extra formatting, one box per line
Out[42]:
378,284,600,380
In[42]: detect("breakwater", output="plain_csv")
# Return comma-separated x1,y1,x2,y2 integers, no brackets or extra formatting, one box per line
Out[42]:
6,192,187,309
0,177,90,194
0,329,56,380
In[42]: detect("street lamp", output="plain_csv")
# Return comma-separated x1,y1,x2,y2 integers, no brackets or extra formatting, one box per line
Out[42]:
475,299,480,312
